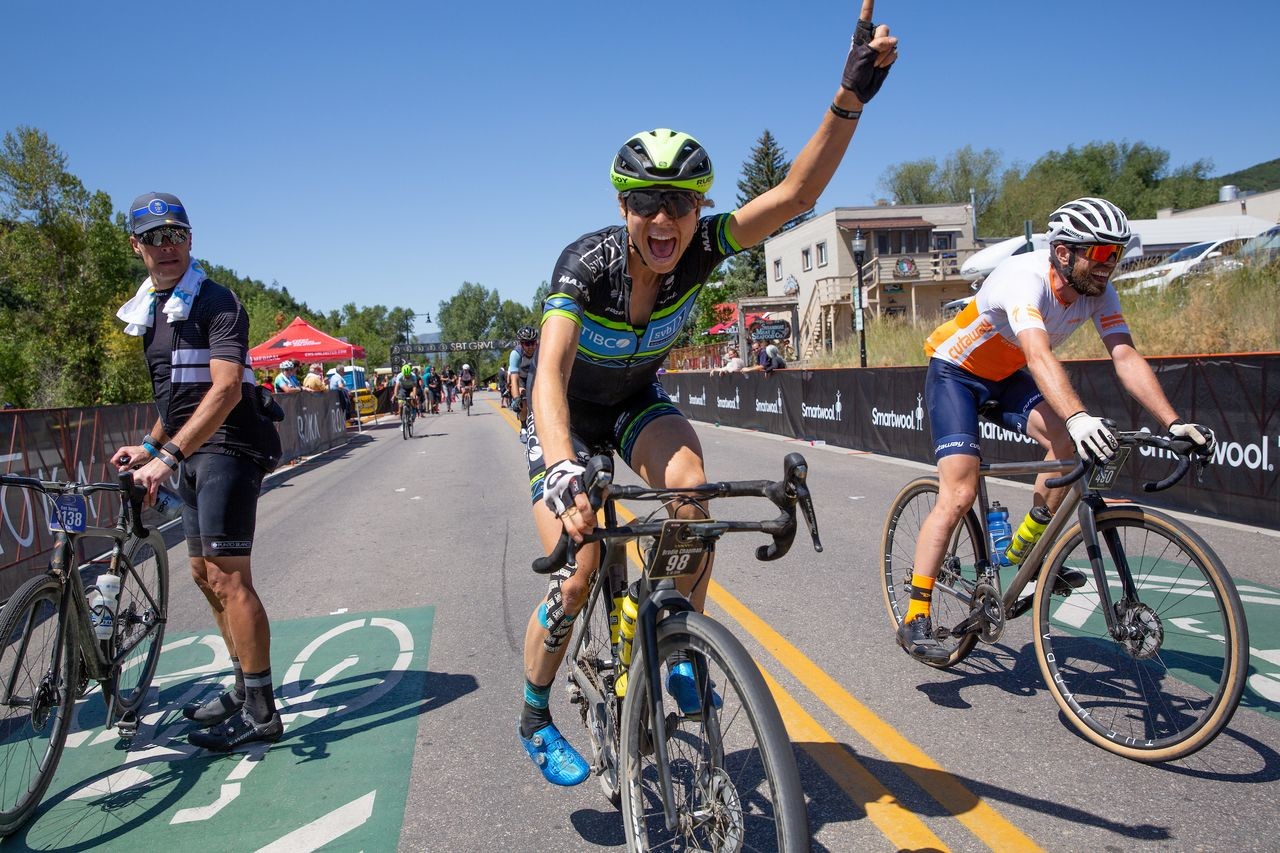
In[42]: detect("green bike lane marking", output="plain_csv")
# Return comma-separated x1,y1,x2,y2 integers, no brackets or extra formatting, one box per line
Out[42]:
1010,559,1280,721
13,606,434,850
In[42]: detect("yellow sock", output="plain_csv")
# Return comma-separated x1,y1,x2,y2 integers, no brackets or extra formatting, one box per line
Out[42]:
905,573,935,622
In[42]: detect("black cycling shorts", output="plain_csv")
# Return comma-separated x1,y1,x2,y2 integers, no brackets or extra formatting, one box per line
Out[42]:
178,451,266,558
524,380,682,504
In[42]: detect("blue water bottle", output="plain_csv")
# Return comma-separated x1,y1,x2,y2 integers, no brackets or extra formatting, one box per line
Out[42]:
987,501,1013,567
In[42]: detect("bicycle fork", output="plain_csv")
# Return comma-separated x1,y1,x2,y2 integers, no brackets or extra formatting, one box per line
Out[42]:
637,586,699,834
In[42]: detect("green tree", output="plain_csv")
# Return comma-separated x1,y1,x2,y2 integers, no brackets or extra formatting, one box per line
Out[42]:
879,145,1003,218
980,141,1215,236
437,281,500,342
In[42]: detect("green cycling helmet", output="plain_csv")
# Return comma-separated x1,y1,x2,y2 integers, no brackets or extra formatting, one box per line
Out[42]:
401,364,412,376
610,129,714,194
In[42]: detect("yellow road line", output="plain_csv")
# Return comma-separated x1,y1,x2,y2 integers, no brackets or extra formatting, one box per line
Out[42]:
711,580,1042,853
757,662,950,851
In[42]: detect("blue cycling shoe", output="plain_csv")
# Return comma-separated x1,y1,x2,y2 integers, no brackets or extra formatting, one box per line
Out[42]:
519,723,590,787
666,661,723,716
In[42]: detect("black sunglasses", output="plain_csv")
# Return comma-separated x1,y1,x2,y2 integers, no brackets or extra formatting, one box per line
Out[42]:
622,189,699,219
137,226,190,247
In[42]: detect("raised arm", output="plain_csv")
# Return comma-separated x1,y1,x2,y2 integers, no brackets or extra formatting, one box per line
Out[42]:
728,4,898,250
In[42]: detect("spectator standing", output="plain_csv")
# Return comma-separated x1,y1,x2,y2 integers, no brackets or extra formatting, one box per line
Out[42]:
110,191,283,751
329,365,354,420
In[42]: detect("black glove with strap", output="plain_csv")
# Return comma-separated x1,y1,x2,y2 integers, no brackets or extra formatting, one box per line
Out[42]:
841,20,896,104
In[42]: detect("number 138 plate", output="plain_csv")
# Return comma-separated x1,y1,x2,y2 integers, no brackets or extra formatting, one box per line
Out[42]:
648,518,713,579
50,494,88,533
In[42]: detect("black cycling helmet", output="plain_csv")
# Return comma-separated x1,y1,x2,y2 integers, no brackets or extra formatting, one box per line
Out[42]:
516,325,538,343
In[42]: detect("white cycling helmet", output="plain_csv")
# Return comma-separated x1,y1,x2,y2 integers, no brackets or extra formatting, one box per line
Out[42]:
1046,197,1131,245
280,360,295,369
462,363,470,370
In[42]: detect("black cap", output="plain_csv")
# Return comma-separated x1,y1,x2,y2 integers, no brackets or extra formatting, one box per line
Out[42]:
129,192,191,235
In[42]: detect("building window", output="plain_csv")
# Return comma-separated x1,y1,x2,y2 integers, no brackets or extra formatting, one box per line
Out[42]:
816,241,828,267
877,233,891,256
801,248,812,271
773,258,782,281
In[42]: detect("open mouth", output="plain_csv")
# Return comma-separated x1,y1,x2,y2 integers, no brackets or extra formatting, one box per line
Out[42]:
648,236,677,261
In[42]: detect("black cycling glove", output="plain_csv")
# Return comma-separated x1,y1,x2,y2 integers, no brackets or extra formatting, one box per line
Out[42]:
841,25,892,104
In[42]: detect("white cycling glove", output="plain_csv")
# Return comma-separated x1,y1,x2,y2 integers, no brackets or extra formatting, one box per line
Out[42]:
543,459,586,516
1065,412,1118,462
1168,420,1216,457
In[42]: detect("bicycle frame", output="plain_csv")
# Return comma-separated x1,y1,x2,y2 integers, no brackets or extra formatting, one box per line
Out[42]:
958,456,1146,641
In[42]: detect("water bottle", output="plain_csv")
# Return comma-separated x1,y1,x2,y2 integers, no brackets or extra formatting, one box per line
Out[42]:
1006,506,1053,565
987,502,1013,568
90,573,121,641
153,484,185,522
615,582,640,698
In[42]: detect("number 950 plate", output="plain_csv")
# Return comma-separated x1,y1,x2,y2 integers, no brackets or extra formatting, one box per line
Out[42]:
648,518,712,579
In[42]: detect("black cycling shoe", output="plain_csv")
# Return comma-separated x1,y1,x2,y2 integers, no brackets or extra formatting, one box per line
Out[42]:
188,708,283,752
182,690,244,728
1052,568,1088,596
896,616,950,664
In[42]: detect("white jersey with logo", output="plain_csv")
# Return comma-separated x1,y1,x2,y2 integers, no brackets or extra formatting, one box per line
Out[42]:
924,249,1130,381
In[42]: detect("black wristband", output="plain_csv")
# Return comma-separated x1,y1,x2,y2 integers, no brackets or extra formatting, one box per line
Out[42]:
161,441,185,463
829,103,862,121
157,452,180,471
143,433,160,447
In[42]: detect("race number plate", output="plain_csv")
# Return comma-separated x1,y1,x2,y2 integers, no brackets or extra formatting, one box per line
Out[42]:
648,518,712,580
1087,446,1130,491
50,493,88,533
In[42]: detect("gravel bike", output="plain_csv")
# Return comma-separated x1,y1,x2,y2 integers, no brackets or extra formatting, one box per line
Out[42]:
399,396,416,439
0,471,169,834
536,452,820,851
880,430,1248,762
461,384,473,416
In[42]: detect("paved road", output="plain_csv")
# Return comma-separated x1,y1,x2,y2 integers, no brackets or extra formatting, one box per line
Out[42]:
12,391,1280,850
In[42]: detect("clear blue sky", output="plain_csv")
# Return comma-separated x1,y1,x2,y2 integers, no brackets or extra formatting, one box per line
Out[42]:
5,0,1276,334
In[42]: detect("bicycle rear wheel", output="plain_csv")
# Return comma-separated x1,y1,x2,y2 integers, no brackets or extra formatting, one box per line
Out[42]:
0,575,78,836
881,477,985,668
110,534,169,715
1034,506,1249,762
620,611,807,851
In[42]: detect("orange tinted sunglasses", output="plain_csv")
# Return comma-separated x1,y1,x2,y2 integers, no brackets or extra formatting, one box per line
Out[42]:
1076,243,1124,263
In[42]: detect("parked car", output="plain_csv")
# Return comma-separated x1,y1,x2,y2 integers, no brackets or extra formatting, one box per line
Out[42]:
1204,224,1280,273
1113,237,1252,292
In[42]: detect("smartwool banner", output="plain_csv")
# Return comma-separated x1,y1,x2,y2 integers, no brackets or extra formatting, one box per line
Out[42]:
0,392,347,599
660,354,1279,529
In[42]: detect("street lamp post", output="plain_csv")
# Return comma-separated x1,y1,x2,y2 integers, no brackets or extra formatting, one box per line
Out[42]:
851,229,868,368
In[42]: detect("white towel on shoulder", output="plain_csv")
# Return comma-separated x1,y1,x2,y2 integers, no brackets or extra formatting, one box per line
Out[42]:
116,261,207,336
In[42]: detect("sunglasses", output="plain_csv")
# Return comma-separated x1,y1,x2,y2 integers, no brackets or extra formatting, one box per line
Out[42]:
622,189,700,219
1074,243,1124,264
137,226,190,247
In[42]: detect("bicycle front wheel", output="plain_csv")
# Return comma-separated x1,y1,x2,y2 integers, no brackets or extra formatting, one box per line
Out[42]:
881,477,985,668
0,575,78,836
110,534,169,714
1034,506,1249,762
620,611,807,851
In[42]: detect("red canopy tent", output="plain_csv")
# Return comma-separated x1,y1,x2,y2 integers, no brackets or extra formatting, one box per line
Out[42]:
250,317,369,432
707,306,766,336
249,317,366,367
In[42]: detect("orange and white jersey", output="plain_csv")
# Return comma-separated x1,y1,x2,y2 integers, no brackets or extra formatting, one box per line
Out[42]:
924,250,1130,381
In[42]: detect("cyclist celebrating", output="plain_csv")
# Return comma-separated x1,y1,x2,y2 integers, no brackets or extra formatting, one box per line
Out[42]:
516,12,899,786
898,197,1217,663
439,363,458,412
507,325,537,444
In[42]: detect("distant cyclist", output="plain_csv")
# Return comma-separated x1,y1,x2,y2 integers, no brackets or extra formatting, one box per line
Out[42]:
498,364,511,409
516,11,899,787
508,325,537,444
897,197,1217,663
424,368,442,413
394,364,419,421
458,362,476,409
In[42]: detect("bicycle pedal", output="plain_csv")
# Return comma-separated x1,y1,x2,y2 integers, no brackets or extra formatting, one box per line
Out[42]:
1009,596,1033,620
115,716,139,741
